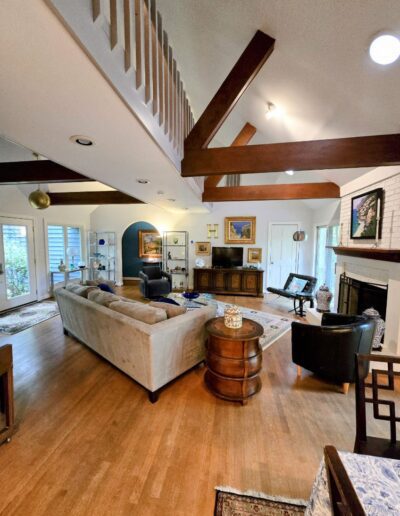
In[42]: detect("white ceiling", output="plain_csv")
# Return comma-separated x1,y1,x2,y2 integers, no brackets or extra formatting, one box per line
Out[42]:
0,0,399,212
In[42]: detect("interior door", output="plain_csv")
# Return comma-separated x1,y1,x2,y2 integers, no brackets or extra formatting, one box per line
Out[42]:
268,224,299,288
0,217,37,311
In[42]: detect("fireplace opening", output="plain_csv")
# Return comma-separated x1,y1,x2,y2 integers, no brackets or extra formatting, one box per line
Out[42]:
338,273,387,348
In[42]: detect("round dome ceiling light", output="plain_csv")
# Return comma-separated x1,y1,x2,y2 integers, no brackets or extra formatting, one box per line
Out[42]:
137,178,150,184
369,34,400,65
70,135,95,146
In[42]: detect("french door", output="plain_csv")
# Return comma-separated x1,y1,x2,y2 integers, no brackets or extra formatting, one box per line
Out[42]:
268,223,299,288
0,217,37,311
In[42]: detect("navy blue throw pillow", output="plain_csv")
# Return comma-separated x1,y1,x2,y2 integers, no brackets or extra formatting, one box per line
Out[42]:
98,283,115,294
151,296,180,306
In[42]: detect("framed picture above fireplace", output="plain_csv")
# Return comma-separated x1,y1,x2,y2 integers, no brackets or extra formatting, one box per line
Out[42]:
350,188,383,240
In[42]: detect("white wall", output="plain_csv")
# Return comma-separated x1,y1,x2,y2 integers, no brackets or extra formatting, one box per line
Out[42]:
0,186,92,299
90,200,316,290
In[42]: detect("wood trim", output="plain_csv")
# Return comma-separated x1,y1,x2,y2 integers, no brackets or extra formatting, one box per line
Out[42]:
203,182,340,202
143,0,151,103
135,0,143,89
184,30,275,150
48,191,145,205
123,0,131,71
0,160,93,184
204,123,256,188
92,0,101,21
182,133,400,177
110,0,118,50
331,246,400,262
157,12,163,125
150,0,158,115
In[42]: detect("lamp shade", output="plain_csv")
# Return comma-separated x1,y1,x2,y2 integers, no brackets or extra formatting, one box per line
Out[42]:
67,247,79,257
28,188,51,209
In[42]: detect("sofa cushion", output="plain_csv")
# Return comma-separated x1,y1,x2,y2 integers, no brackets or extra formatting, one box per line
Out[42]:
109,300,167,324
149,301,187,319
65,284,99,298
85,279,116,288
87,289,121,307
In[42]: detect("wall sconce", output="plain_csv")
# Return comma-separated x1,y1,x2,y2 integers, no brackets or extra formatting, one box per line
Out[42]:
207,224,218,239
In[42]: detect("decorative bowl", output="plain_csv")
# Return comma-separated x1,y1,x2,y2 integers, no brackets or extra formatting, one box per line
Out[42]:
182,291,200,300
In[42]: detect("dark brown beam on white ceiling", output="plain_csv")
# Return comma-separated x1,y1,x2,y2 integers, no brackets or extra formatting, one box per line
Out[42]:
184,30,275,150
204,123,256,189
203,183,340,202
0,160,93,184
183,134,400,177
48,191,144,205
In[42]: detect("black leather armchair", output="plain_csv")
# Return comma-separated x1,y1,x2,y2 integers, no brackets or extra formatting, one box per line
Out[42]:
292,313,376,394
139,265,172,299
267,273,317,316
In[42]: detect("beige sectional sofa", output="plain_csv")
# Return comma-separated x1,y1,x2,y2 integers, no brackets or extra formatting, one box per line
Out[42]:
55,286,216,402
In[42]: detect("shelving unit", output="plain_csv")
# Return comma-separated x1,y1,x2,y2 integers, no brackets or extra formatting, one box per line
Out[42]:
163,231,189,291
87,231,116,283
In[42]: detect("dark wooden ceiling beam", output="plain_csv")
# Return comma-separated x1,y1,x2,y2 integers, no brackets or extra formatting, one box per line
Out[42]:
0,160,94,184
183,133,400,177
48,191,144,205
203,182,340,202
184,30,275,150
204,122,257,188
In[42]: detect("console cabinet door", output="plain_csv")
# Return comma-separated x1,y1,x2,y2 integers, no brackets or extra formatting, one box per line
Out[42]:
212,271,226,292
226,271,243,293
195,270,212,291
242,272,260,294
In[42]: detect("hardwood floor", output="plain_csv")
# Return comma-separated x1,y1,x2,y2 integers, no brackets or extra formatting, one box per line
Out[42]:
0,287,389,515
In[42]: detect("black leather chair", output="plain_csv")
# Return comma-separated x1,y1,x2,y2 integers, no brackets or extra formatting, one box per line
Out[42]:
139,265,172,299
292,313,376,394
267,273,317,316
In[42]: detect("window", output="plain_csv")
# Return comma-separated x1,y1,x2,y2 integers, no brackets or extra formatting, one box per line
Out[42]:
47,225,82,283
314,224,339,295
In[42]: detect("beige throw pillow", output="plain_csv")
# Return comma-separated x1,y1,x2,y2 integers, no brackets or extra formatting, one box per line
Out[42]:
87,289,120,307
65,284,99,298
149,301,187,319
109,301,167,324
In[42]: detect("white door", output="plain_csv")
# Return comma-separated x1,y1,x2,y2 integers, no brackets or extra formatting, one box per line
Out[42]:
268,224,299,288
0,217,37,311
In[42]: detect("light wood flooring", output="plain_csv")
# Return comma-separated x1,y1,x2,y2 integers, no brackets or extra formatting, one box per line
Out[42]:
0,287,389,515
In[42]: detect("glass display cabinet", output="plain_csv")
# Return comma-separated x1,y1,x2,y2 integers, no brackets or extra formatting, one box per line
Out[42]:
87,231,116,283
162,231,188,291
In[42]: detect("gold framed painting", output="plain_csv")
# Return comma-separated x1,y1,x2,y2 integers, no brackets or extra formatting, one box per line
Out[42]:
138,230,162,258
195,241,211,255
224,217,256,244
247,247,262,263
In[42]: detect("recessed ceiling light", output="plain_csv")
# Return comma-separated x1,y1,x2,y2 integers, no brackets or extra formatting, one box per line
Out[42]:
369,34,400,65
137,178,150,184
168,198,176,202
285,170,294,176
70,135,94,146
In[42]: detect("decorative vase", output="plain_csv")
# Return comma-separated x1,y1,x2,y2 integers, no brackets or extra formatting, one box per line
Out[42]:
224,305,242,329
58,260,66,272
316,284,332,313
362,307,385,350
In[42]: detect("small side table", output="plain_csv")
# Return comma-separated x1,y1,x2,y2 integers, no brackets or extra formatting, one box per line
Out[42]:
50,268,88,293
205,317,264,405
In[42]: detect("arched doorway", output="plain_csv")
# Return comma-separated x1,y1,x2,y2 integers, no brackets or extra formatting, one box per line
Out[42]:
122,221,160,279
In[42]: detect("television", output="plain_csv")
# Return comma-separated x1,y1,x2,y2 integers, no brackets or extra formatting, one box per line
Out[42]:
212,247,243,268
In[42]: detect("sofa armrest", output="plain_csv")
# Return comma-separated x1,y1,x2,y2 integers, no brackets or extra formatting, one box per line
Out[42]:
139,271,149,282
161,270,172,284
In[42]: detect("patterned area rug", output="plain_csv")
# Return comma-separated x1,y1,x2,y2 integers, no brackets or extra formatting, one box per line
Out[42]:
214,489,307,515
0,301,59,335
215,301,292,351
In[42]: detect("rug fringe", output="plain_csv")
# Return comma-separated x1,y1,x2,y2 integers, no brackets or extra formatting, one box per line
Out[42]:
215,486,308,507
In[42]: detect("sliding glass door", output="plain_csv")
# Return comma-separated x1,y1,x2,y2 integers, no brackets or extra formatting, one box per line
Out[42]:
0,217,37,311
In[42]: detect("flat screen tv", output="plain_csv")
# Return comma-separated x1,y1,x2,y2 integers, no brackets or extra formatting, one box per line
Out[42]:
212,247,243,268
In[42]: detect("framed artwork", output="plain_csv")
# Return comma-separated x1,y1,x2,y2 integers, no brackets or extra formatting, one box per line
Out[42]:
195,242,211,255
350,188,383,239
138,230,162,258
247,247,262,263
224,217,256,244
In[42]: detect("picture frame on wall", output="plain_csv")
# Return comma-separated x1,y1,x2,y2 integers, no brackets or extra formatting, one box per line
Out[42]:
195,242,211,255
350,188,383,240
247,247,262,263
138,230,162,258
224,217,256,244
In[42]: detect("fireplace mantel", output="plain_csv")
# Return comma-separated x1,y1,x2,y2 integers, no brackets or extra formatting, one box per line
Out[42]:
331,246,400,263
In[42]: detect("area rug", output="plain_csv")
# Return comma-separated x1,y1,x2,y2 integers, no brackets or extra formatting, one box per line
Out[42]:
214,488,308,515
0,301,60,335
215,301,292,351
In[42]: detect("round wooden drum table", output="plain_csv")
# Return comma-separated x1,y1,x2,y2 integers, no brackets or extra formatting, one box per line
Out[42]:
205,317,264,405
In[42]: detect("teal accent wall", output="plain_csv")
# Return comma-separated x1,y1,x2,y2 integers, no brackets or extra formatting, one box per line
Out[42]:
122,221,158,278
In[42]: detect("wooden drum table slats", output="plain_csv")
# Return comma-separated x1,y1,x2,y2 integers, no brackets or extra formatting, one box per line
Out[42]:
205,317,264,405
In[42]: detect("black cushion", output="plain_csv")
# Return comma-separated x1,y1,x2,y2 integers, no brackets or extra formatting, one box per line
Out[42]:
142,265,162,280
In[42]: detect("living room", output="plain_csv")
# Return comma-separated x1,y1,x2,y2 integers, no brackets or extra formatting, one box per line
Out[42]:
0,0,400,514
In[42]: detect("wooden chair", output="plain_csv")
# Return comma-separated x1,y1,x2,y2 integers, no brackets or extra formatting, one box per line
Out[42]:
0,344,14,445
324,446,365,515
354,353,400,459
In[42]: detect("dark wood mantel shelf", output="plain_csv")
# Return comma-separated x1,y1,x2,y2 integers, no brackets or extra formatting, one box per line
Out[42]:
331,246,400,263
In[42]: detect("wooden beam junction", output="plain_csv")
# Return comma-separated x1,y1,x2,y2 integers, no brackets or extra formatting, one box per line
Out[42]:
0,160,93,184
